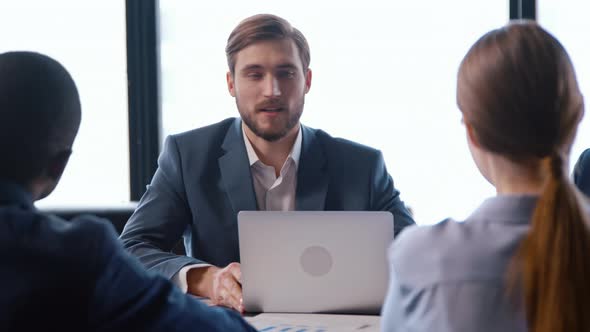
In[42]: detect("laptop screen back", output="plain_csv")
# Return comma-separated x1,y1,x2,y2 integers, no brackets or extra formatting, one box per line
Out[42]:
238,211,394,314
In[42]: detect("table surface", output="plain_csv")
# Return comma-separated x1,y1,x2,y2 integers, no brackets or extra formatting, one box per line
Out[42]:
246,313,380,332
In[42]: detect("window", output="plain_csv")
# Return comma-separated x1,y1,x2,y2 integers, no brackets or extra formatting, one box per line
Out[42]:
159,1,507,224
538,0,590,171
0,1,130,207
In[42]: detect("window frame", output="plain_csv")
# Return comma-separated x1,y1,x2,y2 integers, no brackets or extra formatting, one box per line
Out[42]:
127,0,162,201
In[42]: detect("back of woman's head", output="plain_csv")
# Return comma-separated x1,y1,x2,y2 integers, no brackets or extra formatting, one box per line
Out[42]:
458,21,589,332
458,21,582,158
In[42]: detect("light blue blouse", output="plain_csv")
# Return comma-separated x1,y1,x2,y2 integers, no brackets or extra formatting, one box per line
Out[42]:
381,195,544,332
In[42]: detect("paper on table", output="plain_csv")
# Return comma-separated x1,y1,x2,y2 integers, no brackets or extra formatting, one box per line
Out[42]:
245,313,380,332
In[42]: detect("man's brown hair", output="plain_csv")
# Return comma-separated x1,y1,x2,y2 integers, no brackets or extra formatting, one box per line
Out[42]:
225,14,310,74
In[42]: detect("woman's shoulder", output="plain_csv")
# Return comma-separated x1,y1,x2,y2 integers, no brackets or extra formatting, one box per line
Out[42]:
390,219,462,272
390,217,522,288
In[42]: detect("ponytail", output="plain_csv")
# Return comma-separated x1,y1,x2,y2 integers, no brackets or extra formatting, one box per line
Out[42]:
514,152,590,332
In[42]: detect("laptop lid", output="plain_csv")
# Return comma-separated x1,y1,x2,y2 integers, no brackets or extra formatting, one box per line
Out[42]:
238,211,394,314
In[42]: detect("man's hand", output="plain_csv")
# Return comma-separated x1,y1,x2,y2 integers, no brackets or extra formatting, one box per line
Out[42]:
187,263,244,313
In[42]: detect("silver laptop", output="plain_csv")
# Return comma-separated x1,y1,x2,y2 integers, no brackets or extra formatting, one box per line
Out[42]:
238,211,394,314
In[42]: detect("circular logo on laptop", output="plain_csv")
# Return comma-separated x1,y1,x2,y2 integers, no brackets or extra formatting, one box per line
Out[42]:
300,245,333,277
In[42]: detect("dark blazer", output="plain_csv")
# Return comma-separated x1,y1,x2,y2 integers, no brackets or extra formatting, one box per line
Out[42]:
0,182,254,332
574,148,590,196
121,117,415,279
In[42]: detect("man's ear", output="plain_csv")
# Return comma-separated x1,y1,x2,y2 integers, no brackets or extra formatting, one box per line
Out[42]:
46,149,72,182
227,71,236,97
304,68,312,94
465,122,482,149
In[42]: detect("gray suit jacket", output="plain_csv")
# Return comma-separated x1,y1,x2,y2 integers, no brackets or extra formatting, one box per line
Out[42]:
382,195,543,332
121,118,414,279
574,148,590,196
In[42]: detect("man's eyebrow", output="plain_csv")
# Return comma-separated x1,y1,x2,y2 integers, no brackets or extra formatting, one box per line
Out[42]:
239,63,299,73
276,63,298,70
240,64,263,72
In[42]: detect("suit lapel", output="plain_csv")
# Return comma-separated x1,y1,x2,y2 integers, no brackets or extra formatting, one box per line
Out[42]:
218,119,258,213
295,125,328,210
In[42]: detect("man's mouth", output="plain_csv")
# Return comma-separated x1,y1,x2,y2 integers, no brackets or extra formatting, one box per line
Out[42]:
259,107,284,113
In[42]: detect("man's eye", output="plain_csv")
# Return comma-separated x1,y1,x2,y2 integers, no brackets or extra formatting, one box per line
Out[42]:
277,70,296,79
246,72,263,79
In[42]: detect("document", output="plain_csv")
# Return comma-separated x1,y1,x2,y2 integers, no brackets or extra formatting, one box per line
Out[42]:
245,313,380,332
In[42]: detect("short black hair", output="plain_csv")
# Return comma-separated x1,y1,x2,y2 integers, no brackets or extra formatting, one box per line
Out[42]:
0,51,81,185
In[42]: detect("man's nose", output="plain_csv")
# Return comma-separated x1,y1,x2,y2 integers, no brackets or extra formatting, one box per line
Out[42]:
263,76,281,97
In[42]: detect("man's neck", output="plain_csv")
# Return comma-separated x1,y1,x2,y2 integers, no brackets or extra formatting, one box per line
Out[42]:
243,124,299,176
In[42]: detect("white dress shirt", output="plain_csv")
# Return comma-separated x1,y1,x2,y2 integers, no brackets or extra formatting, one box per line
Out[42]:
245,125,301,211
172,125,302,292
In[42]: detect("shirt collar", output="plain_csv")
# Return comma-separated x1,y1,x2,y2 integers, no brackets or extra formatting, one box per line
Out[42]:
467,194,539,224
0,180,35,210
242,124,302,169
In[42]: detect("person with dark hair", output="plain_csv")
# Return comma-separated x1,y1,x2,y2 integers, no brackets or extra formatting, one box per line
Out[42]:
574,148,590,196
120,13,415,312
0,51,255,332
381,22,589,332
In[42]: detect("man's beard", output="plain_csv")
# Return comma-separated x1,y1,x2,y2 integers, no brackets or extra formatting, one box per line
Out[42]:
239,98,304,142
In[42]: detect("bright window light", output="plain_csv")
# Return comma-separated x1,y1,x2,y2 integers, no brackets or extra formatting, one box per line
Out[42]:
159,1,509,224
539,0,590,175
0,1,130,207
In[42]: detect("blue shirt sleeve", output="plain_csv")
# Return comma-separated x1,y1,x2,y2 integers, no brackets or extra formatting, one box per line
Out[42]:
75,217,254,332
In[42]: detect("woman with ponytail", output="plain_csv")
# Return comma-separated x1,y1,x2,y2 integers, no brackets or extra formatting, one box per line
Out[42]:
381,21,589,332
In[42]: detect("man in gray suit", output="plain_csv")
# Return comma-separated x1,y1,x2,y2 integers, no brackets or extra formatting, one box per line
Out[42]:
574,148,590,196
121,13,414,312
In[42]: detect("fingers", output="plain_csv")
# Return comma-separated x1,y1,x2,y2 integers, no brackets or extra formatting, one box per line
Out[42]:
222,274,239,293
212,263,244,313
225,287,244,312
222,273,243,312
227,262,242,283
216,286,242,311
216,283,243,312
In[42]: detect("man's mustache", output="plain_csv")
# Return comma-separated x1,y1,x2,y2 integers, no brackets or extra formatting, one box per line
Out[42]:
256,101,287,110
